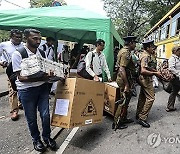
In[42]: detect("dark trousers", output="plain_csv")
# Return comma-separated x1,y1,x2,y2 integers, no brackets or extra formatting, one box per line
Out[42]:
18,83,51,142
167,79,180,109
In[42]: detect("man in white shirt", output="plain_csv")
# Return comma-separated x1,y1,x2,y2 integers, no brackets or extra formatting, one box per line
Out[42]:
0,29,23,121
166,46,180,112
85,39,112,82
39,37,55,61
39,37,56,95
12,29,57,152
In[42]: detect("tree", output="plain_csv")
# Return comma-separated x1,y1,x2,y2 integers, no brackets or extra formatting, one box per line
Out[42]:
103,0,179,39
30,0,66,8
146,0,179,26
103,0,151,39
0,30,9,42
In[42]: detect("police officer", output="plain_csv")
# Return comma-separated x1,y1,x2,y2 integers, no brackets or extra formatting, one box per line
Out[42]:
112,36,137,130
136,40,161,128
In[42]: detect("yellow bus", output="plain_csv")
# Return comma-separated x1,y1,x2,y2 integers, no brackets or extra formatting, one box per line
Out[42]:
144,2,180,60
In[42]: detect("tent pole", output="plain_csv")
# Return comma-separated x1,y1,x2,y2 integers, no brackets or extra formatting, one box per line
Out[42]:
54,33,58,62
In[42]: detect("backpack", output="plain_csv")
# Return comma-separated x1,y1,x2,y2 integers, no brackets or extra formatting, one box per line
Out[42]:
77,52,95,80
158,60,175,82
6,47,46,91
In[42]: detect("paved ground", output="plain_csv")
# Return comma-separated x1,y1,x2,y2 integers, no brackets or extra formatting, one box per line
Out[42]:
0,83,180,154
0,73,8,94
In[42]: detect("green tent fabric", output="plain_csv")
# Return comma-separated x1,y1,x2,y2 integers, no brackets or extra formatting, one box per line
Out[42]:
0,5,124,78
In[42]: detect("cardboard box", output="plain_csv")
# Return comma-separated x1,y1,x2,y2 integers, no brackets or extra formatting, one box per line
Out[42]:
104,82,120,116
51,78,105,128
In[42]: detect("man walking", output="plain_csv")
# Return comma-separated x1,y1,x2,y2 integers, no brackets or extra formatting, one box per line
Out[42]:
85,39,112,82
113,36,137,130
39,37,55,61
0,29,23,120
166,46,180,112
12,29,57,152
136,40,161,128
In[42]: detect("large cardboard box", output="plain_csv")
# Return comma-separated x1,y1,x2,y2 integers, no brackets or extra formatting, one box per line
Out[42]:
51,78,105,128
104,82,120,116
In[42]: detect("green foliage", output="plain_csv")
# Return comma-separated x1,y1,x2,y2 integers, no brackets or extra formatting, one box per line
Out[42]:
103,0,179,40
30,0,53,7
30,0,67,8
0,30,9,42
146,0,179,26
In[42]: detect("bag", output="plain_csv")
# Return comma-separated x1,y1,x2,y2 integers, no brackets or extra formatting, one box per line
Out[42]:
6,47,46,91
77,52,94,79
158,60,175,82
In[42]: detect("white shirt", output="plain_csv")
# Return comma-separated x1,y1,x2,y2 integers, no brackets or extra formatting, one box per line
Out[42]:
39,43,54,60
169,54,180,79
0,40,24,63
12,46,45,90
85,49,111,80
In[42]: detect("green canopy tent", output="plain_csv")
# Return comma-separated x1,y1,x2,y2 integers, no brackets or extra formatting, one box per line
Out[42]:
0,5,124,78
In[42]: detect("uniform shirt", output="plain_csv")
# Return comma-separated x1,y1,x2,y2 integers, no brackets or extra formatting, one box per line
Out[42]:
140,50,153,81
12,46,45,90
169,54,180,79
39,43,54,60
116,46,136,79
0,40,24,63
85,49,111,80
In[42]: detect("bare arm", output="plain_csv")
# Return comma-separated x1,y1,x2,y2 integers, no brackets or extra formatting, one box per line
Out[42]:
16,71,53,82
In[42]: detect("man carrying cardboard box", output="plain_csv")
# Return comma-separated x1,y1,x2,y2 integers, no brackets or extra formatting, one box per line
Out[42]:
12,29,57,152
84,39,112,82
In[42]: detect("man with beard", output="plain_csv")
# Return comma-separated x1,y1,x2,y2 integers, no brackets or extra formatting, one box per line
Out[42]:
12,29,57,152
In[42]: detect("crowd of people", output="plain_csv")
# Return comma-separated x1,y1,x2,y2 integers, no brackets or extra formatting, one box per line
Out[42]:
0,28,179,152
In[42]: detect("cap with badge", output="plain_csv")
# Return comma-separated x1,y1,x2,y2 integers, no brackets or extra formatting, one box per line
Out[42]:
142,40,154,46
123,36,138,43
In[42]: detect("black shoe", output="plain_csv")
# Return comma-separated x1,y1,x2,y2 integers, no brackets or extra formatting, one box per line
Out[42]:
44,138,57,151
117,123,128,129
137,119,150,128
112,122,128,130
122,118,134,124
33,140,46,153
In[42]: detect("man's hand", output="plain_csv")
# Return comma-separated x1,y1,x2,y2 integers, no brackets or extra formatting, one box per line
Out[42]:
124,84,130,93
108,78,112,82
94,75,100,81
154,71,162,78
47,70,55,77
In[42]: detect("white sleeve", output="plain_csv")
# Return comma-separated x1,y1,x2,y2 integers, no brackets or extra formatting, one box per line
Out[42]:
12,51,22,72
0,43,7,62
102,54,111,80
85,52,96,77
49,49,54,60
39,45,44,51
169,57,180,78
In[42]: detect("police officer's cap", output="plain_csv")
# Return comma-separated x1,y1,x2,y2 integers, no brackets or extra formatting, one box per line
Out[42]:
123,36,138,43
142,40,154,46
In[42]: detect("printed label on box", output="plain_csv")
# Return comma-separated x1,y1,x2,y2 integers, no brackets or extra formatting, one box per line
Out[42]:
85,119,92,125
55,99,69,116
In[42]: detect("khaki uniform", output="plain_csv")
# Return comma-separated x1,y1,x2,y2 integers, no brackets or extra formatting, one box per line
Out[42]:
136,51,155,121
114,46,136,126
